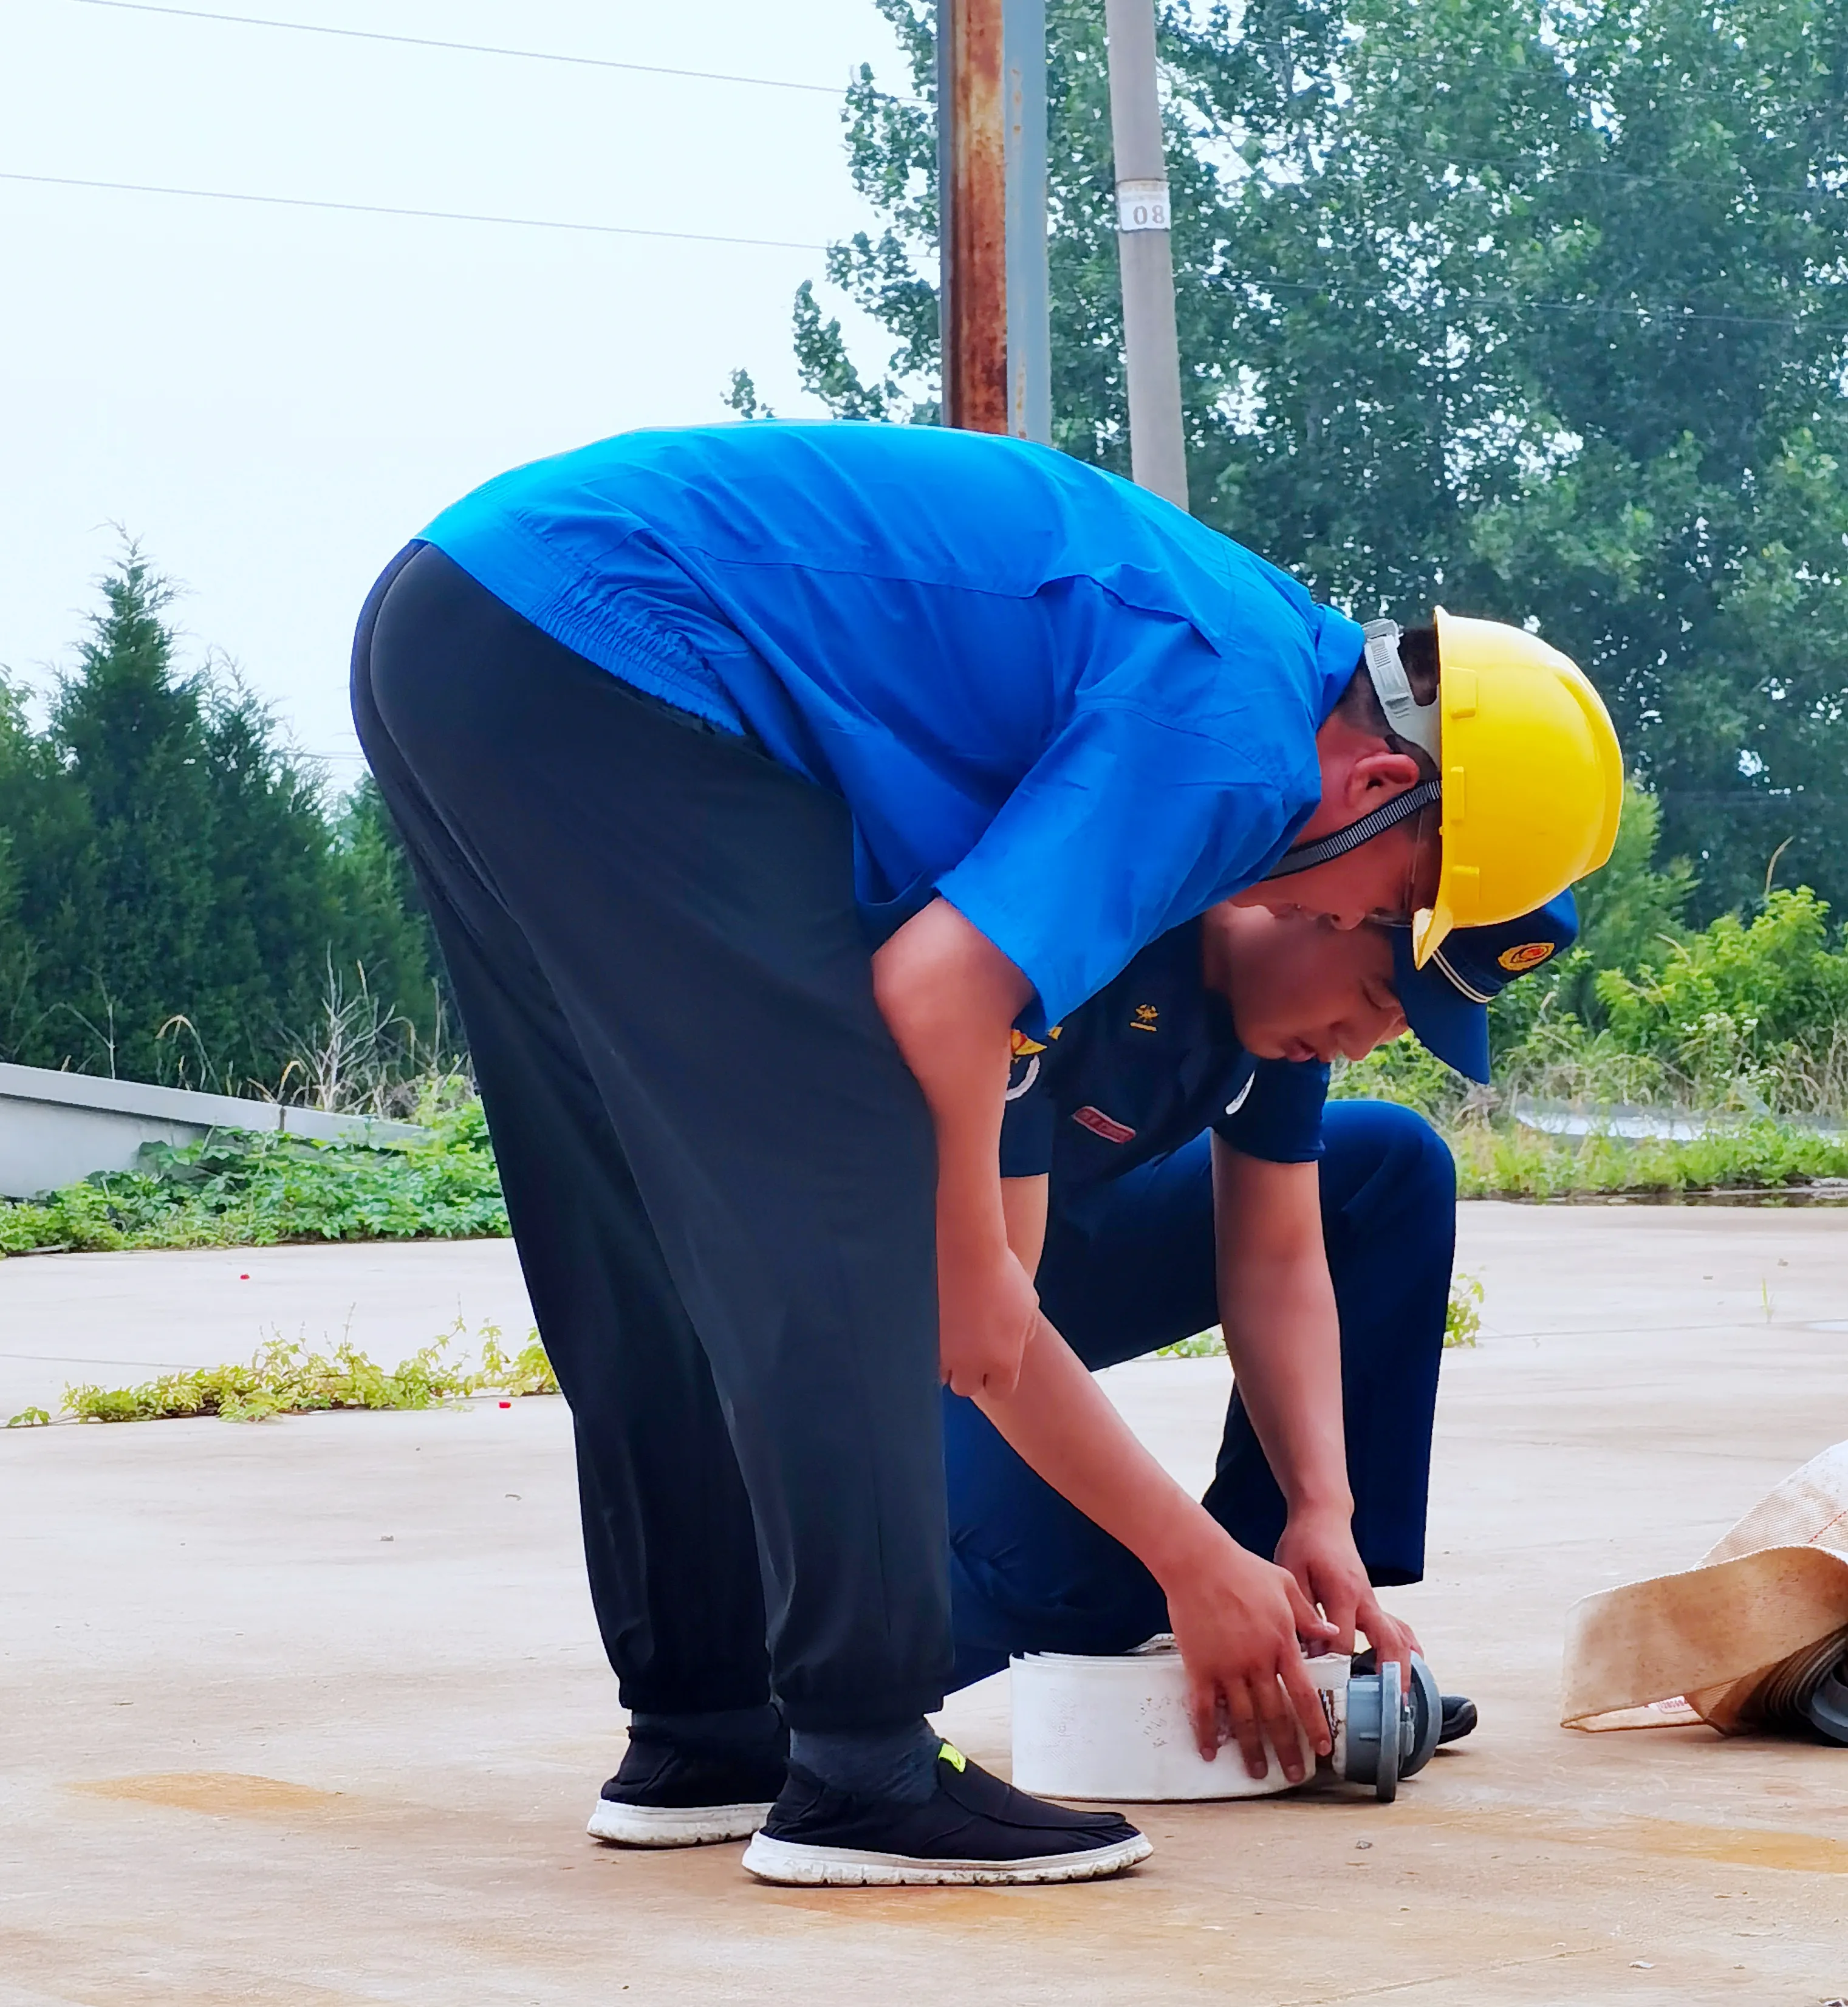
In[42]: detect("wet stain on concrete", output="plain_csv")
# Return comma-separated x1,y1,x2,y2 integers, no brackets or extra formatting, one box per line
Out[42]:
1397,1803,1848,1876
70,1772,361,1821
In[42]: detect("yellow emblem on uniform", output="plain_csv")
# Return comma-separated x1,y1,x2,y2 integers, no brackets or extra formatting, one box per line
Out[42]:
1497,940,1555,974
1010,1028,1046,1057
1131,1002,1160,1032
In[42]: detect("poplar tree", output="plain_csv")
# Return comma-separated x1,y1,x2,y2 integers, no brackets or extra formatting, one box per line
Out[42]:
770,0,1848,922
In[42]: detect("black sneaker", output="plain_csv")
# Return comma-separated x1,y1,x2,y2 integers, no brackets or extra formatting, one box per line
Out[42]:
587,1731,787,1848
1439,1695,1478,1745
741,1740,1151,1887
1351,1649,1478,1746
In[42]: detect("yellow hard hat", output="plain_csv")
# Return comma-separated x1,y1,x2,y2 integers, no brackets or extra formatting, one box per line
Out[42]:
1412,608,1624,965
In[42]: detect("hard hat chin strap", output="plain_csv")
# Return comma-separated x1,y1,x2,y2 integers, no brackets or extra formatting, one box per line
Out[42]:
1363,618,1443,766
1262,778,1441,881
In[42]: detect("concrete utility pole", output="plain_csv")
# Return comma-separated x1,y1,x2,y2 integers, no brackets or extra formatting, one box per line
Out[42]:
938,0,1050,442
1103,0,1188,507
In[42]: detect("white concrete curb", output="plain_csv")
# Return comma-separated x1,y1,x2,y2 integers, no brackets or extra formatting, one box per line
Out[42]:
0,1059,429,1199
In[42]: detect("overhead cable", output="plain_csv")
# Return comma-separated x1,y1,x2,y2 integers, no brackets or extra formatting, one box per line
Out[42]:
0,168,829,251
4,168,1837,332
68,0,930,105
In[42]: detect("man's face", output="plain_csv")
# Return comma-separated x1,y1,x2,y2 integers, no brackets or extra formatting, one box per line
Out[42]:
1217,909,1408,1065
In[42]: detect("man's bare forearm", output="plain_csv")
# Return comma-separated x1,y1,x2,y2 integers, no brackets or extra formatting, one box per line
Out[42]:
975,1318,1227,1589
1213,1141,1352,1517
873,897,1042,1393
872,897,1030,1270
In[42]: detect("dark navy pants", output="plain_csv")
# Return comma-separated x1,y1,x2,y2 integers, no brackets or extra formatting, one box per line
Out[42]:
354,546,951,1732
945,1101,1455,1689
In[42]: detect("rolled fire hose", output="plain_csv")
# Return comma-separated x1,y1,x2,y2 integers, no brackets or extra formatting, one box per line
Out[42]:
1010,1641,1442,1802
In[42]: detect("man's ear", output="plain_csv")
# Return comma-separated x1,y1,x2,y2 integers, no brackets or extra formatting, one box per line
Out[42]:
1343,748,1424,814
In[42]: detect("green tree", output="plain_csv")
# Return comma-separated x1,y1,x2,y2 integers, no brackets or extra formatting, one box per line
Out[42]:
0,551,443,1095
330,773,453,1053
772,0,1848,921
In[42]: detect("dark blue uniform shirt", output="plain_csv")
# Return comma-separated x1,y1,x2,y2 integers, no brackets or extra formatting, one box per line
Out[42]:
999,920,1329,1231
420,423,1365,1031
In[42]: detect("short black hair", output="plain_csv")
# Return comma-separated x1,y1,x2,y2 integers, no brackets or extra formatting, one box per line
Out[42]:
1334,624,1440,782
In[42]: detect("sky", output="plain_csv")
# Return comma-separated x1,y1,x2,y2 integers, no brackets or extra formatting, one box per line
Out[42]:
0,0,914,785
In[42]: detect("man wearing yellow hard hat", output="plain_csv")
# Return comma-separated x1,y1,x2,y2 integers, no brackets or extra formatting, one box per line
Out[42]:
1239,609,1624,966
354,421,1620,1888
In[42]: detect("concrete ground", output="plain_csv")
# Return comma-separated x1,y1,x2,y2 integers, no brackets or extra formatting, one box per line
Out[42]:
3,1203,1847,2006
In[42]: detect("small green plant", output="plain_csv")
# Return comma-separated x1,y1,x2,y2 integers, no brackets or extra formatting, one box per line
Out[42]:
21,1318,557,1425
6,1406,52,1429
1155,1278,1483,1362
1155,1327,1227,1360
1445,1271,1484,1349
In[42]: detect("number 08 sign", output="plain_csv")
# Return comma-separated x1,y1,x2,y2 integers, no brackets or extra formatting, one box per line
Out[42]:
1115,178,1171,231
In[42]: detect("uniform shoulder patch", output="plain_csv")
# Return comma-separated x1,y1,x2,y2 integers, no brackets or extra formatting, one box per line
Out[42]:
1497,941,1555,974
1130,1002,1160,1033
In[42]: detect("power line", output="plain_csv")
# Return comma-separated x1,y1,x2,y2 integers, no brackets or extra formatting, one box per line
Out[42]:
4,169,1838,334
0,168,829,251
67,0,929,104
59,1,1839,210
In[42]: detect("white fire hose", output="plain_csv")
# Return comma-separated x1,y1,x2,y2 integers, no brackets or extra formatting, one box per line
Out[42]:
1010,1638,1442,1802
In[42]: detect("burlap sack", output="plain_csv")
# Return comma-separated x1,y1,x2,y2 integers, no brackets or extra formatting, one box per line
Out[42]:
1561,1440,1848,1734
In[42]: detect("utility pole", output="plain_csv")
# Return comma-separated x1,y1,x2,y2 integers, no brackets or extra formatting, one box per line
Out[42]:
1104,0,1188,507
938,0,1050,442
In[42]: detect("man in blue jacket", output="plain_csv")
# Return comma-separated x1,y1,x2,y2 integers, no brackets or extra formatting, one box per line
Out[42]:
352,422,1615,1889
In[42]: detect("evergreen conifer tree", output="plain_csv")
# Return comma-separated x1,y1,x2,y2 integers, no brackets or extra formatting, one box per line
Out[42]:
0,549,445,1096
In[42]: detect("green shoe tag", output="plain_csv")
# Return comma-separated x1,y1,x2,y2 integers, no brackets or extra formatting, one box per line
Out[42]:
939,1739,967,1773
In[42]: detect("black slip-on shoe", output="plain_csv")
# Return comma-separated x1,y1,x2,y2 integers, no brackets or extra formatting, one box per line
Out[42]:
741,1740,1152,1887
1439,1694,1478,1745
1350,1649,1478,1747
587,1732,787,1848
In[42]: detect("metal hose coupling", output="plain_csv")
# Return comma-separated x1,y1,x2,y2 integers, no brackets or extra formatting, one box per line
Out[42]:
1744,1624,1848,1746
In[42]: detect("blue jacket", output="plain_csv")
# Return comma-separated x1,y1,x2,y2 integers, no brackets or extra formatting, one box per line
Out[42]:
422,423,1364,1028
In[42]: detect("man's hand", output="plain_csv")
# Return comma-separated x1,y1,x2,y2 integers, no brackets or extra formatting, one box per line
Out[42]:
1274,1506,1421,1683
1160,1528,1338,1780
939,1251,1041,1398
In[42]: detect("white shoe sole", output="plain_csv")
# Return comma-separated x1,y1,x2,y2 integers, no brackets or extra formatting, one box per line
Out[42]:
739,1830,1152,1887
586,1797,775,1848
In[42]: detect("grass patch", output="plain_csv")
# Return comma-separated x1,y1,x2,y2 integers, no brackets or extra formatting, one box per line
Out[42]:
1448,1116,1848,1201
5,1319,556,1426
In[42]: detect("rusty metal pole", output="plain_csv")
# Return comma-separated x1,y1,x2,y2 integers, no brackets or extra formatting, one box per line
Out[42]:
939,0,1048,440
938,0,1010,433
1104,0,1188,507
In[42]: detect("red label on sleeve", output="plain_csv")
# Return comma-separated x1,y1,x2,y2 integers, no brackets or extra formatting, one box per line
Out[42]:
1072,1105,1136,1145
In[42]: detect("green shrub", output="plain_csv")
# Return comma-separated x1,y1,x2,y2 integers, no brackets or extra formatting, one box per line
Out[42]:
1595,889,1848,1115
0,1092,505,1256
